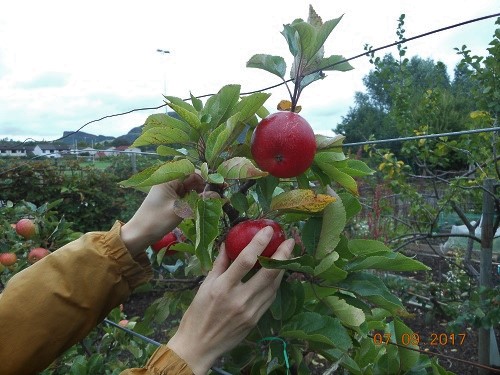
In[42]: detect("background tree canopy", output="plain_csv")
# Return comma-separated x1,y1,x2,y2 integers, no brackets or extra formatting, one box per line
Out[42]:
335,54,478,168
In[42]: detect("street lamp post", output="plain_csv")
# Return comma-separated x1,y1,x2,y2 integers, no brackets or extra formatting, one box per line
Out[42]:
156,49,170,113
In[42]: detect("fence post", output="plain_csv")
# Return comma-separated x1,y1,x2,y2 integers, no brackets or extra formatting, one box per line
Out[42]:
478,178,495,375
131,152,137,174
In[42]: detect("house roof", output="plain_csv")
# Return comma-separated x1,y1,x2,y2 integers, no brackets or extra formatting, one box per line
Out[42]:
36,144,70,150
0,145,35,151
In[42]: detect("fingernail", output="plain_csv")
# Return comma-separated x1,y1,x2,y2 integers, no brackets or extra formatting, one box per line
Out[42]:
284,238,295,254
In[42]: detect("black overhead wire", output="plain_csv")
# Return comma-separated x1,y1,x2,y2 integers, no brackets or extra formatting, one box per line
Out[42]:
4,12,499,148
0,12,498,179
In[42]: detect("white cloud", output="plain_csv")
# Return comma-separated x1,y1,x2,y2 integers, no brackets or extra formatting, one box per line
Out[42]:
0,0,498,141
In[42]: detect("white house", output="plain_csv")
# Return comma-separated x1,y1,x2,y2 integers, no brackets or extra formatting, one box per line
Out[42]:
0,144,70,158
33,144,70,158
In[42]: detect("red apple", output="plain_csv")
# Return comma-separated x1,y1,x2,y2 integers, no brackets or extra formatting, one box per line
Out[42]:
118,319,129,327
27,247,51,263
0,252,17,266
225,219,286,267
251,112,316,178
151,231,181,255
15,218,37,239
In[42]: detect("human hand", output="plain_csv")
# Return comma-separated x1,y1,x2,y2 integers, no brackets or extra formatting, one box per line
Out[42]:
121,174,207,257
166,226,295,375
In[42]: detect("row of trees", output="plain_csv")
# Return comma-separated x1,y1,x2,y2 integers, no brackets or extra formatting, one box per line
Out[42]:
335,15,499,373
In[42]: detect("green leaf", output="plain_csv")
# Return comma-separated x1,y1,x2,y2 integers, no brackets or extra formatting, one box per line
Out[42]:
315,134,345,150
270,281,297,321
259,255,315,274
156,145,184,157
207,173,224,184
230,92,271,123
324,295,366,327
314,153,358,195
168,242,195,254
302,217,322,254
338,272,407,316
201,84,241,128
340,160,375,177
133,117,194,147
143,113,190,132
338,192,361,222
314,251,348,282
306,54,353,74
308,13,343,62
281,312,352,351
315,149,346,162
345,252,430,272
133,126,190,147
281,24,300,57
255,175,279,211
164,95,198,115
348,239,392,256
316,188,346,258
167,102,202,130
119,159,195,188
246,54,287,79
205,113,245,165
292,21,317,62
391,318,420,371
230,191,249,214
190,92,203,111
375,343,400,374
321,348,362,375
195,198,223,271
217,157,268,179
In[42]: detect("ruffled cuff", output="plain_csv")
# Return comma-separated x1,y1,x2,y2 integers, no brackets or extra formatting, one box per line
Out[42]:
103,221,153,290
145,345,194,375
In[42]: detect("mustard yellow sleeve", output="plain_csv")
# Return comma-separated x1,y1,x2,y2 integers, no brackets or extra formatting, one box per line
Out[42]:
120,346,194,375
0,221,153,375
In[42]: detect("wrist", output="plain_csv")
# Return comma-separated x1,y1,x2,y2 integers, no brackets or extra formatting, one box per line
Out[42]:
166,333,212,375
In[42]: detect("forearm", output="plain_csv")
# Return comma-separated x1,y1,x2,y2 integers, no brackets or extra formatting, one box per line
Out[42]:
0,221,153,375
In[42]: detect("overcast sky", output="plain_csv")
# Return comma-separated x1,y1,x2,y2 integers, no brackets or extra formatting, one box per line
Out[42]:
0,1,498,142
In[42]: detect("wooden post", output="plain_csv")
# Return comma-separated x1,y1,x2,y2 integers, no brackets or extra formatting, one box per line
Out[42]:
478,178,495,375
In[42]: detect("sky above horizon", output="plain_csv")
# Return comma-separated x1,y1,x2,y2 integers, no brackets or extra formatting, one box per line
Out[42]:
0,1,498,142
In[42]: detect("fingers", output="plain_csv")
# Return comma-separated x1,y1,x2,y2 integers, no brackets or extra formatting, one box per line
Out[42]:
181,173,206,195
222,226,274,285
206,244,230,281
249,238,295,290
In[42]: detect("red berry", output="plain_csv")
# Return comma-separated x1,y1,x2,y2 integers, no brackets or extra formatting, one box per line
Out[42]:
251,112,316,178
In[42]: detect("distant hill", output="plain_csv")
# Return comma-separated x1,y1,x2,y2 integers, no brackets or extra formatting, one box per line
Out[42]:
57,112,179,146
58,126,142,146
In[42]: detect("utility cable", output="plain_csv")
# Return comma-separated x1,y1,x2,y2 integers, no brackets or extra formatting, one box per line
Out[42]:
343,126,500,147
103,319,232,375
3,12,498,148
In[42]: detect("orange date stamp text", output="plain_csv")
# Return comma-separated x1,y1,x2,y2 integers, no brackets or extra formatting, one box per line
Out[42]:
372,332,467,347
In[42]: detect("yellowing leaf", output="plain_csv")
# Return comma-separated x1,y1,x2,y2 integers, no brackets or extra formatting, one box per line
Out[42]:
270,189,336,213
277,99,302,113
